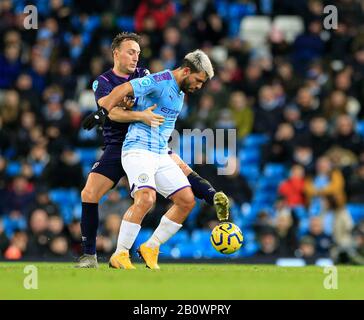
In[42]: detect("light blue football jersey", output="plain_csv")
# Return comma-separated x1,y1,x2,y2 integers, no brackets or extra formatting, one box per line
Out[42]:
122,69,185,154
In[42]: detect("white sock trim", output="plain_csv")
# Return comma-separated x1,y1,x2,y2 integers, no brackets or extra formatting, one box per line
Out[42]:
116,220,141,253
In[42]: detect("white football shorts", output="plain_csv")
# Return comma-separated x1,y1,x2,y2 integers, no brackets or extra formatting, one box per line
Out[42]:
122,149,191,198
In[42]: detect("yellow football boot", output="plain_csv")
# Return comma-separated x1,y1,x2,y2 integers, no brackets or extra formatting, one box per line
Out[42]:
109,251,136,269
214,191,230,221
137,243,160,270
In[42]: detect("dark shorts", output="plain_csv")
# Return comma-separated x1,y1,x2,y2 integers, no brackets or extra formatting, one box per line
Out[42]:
90,145,126,188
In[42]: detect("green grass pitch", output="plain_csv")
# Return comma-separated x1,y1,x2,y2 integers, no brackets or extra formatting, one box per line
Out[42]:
0,262,363,300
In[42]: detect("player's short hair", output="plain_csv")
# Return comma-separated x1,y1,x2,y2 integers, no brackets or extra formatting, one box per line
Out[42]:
111,32,141,53
181,50,214,79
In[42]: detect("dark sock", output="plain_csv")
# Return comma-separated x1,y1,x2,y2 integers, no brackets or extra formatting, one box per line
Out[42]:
187,171,216,206
80,202,99,255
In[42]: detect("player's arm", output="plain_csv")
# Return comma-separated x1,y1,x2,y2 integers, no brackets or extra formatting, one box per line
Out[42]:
98,82,135,112
83,75,159,130
108,104,164,127
101,72,159,112
82,82,135,130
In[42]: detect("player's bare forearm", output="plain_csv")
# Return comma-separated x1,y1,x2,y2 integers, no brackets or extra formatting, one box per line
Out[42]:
108,107,144,123
99,82,134,112
109,104,164,127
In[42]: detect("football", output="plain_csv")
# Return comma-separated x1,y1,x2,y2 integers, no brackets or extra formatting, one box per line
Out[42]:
210,222,244,254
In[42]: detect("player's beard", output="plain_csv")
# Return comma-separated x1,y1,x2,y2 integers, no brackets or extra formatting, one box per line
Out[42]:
180,78,192,93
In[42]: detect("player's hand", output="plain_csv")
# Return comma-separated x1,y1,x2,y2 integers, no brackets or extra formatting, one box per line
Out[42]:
82,108,108,130
119,96,135,110
140,104,165,127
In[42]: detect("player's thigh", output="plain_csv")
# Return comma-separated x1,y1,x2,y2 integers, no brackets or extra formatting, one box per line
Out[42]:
81,172,114,202
89,144,125,189
155,155,191,198
122,150,157,198
169,152,193,176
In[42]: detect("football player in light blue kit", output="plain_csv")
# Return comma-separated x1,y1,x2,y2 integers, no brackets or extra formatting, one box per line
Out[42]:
99,50,214,269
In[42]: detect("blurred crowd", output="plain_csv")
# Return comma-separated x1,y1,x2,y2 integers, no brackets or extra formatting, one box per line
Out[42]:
1,0,364,263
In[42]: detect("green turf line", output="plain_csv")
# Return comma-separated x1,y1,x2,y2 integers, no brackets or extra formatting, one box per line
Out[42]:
1,263,363,300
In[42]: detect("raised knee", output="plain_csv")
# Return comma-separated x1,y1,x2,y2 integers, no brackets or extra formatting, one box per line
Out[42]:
81,188,100,203
177,193,196,212
135,189,156,211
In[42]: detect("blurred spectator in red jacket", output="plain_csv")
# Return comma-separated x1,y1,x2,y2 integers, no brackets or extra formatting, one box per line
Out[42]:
135,0,175,33
278,164,306,207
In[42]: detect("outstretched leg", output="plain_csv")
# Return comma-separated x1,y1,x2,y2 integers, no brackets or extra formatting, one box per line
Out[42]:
169,152,229,220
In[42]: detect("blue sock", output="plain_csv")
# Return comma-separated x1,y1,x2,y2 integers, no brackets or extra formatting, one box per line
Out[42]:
80,202,99,255
187,171,216,206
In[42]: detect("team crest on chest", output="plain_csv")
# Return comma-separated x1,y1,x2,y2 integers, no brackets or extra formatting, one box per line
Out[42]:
139,78,152,87
92,80,98,92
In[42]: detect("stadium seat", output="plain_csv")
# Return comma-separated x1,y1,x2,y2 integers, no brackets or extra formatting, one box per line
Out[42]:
165,230,189,247
227,2,256,36
59,204,74,224
263,163,287,178
253,191,276,204
272,16,304,43
205,245,230,258
298,218,310,237
72,203,82,220
239,16,271,49
75,148,98,165
239,240,259,257
240,203,268,227
170,243,195,259
184,201,202,230
82,164,92,179
2,147,16,159
119,187,129,198
6,162,21,176
31,162,45,177
356,120,364,137
191,229,211,247
257,177,281,191
239,148,260,164
293,206,308,219
49,188,79,207
3,215,27,238
243,229,256,242
116,17,135,32
132,229,153,250
84,15,100,33
346,204,364,223
240,164,260,179
242,134,269,148
82,32,91,46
